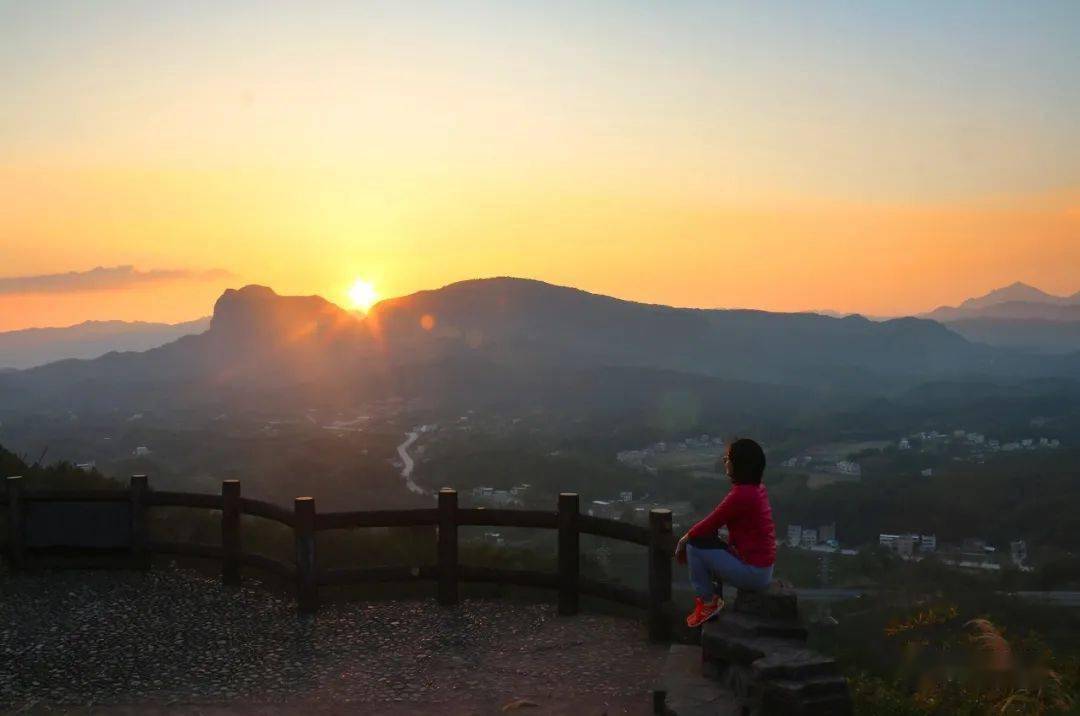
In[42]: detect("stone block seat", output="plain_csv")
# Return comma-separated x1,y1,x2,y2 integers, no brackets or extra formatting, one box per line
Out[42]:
665,580,852,715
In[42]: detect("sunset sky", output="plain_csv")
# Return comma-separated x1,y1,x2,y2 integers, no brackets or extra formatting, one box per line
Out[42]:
2,1,1078,331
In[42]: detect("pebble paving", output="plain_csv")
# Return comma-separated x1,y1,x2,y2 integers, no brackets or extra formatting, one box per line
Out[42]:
0,564,666,714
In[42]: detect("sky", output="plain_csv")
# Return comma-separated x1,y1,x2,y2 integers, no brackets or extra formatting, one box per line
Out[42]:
2,0,1078,331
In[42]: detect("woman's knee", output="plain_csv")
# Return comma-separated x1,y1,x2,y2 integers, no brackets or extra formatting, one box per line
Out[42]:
736,567,774,592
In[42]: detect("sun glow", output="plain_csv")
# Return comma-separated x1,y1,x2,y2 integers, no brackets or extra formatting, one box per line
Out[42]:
347,278,378,313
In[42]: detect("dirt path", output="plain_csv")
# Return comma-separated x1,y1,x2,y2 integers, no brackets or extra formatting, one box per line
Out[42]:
0,565,666,714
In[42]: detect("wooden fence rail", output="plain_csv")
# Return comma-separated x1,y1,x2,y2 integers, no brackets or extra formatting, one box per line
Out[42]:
3,475,676,642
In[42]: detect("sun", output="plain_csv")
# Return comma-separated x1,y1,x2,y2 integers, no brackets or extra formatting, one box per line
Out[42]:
347,278,378,313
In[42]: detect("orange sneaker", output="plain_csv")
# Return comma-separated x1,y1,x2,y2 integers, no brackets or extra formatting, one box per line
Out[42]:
685,596,723,627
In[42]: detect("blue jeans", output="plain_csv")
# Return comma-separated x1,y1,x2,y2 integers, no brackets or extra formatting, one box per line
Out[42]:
687,543,773,599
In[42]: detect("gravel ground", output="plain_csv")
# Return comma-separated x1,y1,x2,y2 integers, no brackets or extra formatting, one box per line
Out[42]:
0,564,667,715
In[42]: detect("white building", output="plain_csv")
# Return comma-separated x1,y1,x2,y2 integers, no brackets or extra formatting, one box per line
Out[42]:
787,525,802,547
898,439,911,450
619,491,633,502
876,531,920,561
800,529,818,549
921,468,934,477
132,446,151,457
920,534,937,553
835,461,862,477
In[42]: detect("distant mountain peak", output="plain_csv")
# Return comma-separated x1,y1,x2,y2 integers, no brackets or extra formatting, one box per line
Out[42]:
209,284,359,347
959,282,1071,310
213,284,341,316
224,283,279,298
413,276,592,300
922,281,1080,329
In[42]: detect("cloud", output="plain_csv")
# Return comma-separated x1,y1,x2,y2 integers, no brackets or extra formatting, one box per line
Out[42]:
0,265,235,295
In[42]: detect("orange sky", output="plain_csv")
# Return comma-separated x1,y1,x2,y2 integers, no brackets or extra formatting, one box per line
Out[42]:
2,2,1078,331
2,178,1077,332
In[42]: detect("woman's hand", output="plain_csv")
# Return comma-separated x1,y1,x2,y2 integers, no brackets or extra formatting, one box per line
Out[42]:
674,533,689,565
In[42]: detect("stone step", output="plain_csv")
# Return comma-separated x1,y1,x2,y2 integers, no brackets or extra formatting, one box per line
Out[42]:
701,629,806,668
751,649,840,682
762,691,853,716
689,578,849,715
703,629,840,683
761,675,849,700
733,580,799,621
658,644,745,716
710,611,808,641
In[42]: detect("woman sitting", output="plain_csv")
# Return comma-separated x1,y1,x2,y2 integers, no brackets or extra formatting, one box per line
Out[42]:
674,438,776,627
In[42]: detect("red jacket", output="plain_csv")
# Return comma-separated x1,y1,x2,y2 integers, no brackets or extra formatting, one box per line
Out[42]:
687,484,776,567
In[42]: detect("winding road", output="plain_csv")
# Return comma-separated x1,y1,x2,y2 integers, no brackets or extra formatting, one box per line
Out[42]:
396,430,428,496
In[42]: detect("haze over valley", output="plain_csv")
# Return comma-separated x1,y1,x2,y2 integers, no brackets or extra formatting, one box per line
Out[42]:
3,277,1079,533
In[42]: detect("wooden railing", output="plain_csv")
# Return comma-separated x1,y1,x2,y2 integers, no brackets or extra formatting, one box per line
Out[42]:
4,475,675,641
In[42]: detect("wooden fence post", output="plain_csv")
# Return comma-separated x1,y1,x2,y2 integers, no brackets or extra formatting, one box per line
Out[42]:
222,480,241,586
438,488,458,605
294,496,318,613
558,492,580,615
649,508,673,642
129,474,149,568
6,476,24,569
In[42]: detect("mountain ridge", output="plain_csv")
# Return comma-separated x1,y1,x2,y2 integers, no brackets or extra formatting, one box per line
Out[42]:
0,317,211,370
4,276,1077,422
